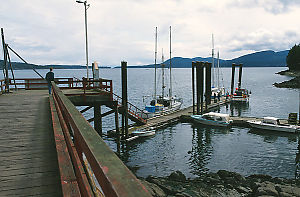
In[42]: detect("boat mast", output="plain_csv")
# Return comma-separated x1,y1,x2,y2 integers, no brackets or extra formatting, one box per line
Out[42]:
217,51,220,89
212,34,215,88
162,48,165,98
169,26,172,100
154,27,157,101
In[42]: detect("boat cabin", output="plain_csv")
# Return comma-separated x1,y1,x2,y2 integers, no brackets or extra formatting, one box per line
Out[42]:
262,117,280,125
202,112,230,123
234,88,249,97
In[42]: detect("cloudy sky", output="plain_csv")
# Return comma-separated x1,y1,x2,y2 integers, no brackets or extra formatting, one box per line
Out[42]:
1,0,300,66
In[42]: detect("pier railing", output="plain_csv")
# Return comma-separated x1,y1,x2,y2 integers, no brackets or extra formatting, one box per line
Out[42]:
51,82,151,197
5,77,112,91
112,93,147,124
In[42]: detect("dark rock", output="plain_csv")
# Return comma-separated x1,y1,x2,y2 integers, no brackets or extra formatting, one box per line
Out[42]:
139,179,166,197
205,177,222,185
217,170,246,186
279,185,300,197
247,174,273,182
256,181,279,196
272,177,285,184
273,76,300,88
280,192,294,197
168,171,186,182
236,186,252,194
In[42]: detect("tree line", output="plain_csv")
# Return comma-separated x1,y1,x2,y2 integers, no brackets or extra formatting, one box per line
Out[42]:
287,44,300,71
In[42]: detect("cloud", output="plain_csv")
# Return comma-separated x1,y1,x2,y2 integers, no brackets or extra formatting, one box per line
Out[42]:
226,30,300,53
1,0,300,65
228,0,300,14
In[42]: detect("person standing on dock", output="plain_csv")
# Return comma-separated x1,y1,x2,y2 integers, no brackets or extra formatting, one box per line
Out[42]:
45,67,54,94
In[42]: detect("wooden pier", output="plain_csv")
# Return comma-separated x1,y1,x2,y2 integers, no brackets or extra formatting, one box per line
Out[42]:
0,78,151,197
112,97,232,137
0,90,62,196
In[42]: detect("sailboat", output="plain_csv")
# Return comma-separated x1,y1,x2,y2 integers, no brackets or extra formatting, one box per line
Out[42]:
211,34,225,98
141,26,183,119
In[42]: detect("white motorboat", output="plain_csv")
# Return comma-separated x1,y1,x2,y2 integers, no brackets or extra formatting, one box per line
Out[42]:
191,112,232,127
247,117,300,133
132,129,156,137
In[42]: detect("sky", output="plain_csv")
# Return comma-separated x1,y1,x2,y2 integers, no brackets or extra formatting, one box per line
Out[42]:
1,0,300,66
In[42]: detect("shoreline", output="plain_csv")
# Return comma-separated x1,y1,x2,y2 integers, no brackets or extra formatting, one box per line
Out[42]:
274,69,300,89
140,170,300,197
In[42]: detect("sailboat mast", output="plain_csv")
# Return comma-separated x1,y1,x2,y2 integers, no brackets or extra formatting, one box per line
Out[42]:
169,25,172,99
217,51,220,89
162,48,165,98
212,34,215,88
154,27,157,100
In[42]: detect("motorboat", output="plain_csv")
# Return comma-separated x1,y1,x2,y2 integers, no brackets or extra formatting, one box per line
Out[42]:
230,88,250,102
191,112,232,127
132,129,156,137
247,117,300,133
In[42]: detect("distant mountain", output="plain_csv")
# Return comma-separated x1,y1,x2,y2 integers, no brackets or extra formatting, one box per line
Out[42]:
0,50,289,69
131,50,289,68
229,50,289,67
0,61,111,70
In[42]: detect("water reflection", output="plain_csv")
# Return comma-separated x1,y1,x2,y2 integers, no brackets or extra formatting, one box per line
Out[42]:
248,128,298,143
188,124,232,176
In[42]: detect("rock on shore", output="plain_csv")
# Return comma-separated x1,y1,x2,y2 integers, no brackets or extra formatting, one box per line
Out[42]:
140,170,300,197
274,69,300,88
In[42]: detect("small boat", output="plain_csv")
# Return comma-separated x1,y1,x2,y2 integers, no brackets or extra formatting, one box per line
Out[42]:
132,129,156,137
230,88,250,102
247,117,300,133
191,112,232,127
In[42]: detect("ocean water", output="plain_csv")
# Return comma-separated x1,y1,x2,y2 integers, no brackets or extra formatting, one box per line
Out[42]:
4,67,300,178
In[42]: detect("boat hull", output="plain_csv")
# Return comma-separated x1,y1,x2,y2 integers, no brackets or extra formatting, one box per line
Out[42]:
230,96,249,102
248,121,299,133
132,130,155,137
191,115,231,127
141,100,182,119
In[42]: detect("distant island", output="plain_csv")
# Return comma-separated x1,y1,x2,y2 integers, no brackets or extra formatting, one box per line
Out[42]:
0,49,289,70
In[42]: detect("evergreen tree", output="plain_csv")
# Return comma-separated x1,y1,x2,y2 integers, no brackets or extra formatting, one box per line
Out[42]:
286,44,300,71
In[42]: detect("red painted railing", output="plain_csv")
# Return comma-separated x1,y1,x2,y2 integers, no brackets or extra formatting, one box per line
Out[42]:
113,93,147,124
51,82,151,197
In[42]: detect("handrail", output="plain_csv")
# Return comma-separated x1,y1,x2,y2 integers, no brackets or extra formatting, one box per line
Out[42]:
51,82,151,197
5,77,113,93
112,92,147,124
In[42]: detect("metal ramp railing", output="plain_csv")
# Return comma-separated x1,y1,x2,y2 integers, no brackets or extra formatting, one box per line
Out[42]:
112,93,147,125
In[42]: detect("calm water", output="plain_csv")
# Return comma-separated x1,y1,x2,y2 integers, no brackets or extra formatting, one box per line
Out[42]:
4,67,300,178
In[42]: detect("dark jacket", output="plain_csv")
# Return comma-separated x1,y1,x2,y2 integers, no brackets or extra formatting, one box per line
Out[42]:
45,71,54,84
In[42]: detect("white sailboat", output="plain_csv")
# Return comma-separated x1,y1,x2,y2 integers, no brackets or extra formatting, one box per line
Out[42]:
141,26,183,119
211,34,225,98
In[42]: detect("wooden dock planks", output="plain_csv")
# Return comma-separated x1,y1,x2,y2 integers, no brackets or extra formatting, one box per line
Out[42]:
127,98,230,134
0,90,62,196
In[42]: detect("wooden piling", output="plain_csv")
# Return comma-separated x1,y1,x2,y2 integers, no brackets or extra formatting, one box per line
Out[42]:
192,61,195,115
231,63,236,95
94,104,102,136
195,61,202,115
205,62,212,106
238,63,243,89
1,28,9,92
199,62,204,114
121,61,129,139
114,102,120,153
